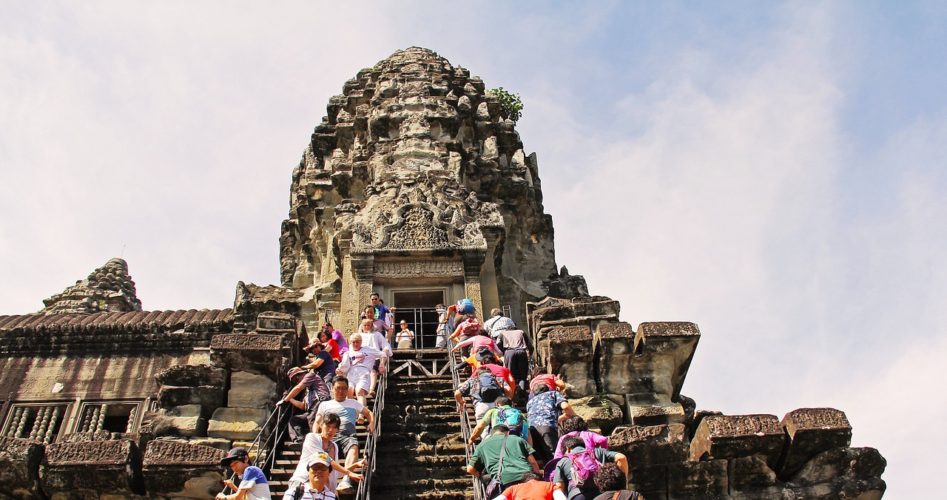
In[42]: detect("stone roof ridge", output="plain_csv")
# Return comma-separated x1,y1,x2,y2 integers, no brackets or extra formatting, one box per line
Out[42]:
40,257,143,315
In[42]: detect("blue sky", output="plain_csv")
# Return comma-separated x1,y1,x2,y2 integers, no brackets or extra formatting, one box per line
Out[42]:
1,2,945,497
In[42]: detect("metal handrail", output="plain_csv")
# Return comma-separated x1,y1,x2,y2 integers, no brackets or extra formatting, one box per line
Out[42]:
354,362,388,499
218,399,292,496
448,341,486,500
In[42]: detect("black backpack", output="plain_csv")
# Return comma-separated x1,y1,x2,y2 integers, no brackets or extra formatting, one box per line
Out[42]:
478,371,502,403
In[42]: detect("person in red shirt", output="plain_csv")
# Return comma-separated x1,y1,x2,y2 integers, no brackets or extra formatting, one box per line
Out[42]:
495,472,566,500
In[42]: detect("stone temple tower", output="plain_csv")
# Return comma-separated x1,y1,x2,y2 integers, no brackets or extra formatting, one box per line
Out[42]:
277,47,586,334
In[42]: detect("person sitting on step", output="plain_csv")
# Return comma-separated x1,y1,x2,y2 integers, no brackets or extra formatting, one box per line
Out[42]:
314,376,374,495
281,413,363,499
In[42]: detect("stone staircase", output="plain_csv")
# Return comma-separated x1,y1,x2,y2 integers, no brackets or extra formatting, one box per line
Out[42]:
267,402,374,498
369,349,475,500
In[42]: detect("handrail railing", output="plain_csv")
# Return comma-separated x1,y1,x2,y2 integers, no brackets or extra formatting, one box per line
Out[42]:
449,341,486,500
354,363,388,499
218,399,292,496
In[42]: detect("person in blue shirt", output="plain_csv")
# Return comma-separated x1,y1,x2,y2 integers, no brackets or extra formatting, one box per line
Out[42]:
217,447,272,500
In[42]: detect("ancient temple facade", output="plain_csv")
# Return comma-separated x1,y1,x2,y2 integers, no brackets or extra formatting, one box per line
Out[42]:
0,47,885,499
275,47,585,336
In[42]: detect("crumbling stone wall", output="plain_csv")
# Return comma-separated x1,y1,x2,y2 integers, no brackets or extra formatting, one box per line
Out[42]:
530,296,887,498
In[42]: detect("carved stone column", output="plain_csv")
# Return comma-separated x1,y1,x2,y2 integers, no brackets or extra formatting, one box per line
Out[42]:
462,251,486,317
480,229,502,316
339,237,360,335
350,253,375,333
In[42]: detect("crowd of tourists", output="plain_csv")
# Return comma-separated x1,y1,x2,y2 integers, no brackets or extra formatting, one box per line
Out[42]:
215,294,642,500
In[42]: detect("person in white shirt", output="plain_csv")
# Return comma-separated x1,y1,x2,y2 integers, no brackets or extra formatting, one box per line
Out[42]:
395,320,415,349
281,413,362,499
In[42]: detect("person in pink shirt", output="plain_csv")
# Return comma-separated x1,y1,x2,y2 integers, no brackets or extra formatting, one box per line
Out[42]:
451,330,503,365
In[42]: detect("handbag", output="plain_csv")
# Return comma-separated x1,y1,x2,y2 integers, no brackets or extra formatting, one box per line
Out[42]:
483,435,509,498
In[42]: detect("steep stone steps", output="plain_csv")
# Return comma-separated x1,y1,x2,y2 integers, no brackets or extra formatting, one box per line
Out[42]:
370,350,475,499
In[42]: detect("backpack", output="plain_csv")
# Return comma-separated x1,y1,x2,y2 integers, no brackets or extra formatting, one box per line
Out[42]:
477,371,502,403
457,298,475,315
566,446,602,489
492,406,525,437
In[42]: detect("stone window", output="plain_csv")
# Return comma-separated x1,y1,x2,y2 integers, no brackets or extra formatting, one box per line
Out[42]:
1,403,69,443
74,401,141,434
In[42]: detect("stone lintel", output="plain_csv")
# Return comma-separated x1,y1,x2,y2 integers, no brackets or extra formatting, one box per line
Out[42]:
627,402,685,426
207,407,269,441
210,333,289,379
778,408,852,479
41,439,141,496
45,439,134,466
255,311,296,333
143,440,225,499
210,333,283,351
143,440,224,467
609,424,688,466
690,414,784,469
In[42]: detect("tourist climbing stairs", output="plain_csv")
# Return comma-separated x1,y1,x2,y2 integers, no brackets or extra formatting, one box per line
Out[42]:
267,375,386,499
368,348,483,500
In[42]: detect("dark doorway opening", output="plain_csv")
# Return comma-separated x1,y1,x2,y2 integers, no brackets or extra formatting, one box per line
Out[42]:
393,290,445,349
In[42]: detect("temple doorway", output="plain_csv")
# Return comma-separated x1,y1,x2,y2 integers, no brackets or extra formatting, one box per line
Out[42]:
392,290,444,349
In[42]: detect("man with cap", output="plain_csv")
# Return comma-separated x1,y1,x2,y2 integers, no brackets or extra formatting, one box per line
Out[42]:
280,366,330,443
217,447,272,500
282,451,338,500
282,413,362,499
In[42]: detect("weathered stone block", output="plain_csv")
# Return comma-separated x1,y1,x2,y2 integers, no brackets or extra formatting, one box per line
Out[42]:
157,385,225,412
0,437,43,499
546,325,595,397
210,332,290,378
40,439,142,497
628,402,685,427
627,322,700,407
778,407,852,479
609,424,688,466
628,464,666,496
156,364,226,387
207,407,269,440
729,454,778,491
690,414,784,469
790,446,886,487
667,458,728,499
228,371,277,408
143,440,225,499
188,437,232,452
569,395,624,435
598,321,635,395
256,311,295,333
151,405,208,437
